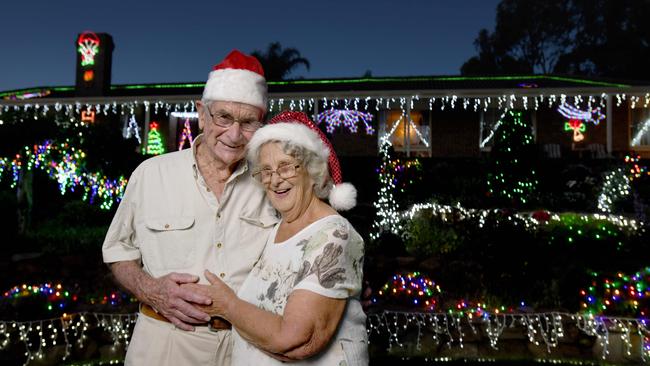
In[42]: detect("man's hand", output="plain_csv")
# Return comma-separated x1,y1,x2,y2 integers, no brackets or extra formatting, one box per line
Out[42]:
146,272,213,331
181,270,237,318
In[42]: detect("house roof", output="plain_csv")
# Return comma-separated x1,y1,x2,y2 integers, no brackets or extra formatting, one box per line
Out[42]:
1,74,647,102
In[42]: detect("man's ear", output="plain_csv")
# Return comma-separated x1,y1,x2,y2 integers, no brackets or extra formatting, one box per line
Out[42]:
196,100,206,130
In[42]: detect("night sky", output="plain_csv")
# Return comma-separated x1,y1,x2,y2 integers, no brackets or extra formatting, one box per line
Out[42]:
0,0,500,91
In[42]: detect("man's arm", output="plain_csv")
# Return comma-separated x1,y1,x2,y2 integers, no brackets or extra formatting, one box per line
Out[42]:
109,260,213,331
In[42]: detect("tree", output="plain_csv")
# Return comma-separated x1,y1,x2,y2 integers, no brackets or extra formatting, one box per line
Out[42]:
554,0,650,80
461,0,650,80
462,0,573,75
251,42,310,81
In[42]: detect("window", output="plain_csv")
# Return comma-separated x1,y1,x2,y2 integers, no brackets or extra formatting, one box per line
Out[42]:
379,109,431,157
630,108,650,149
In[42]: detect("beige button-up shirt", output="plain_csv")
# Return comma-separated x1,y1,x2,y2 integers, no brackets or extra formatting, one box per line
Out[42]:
102,135,278,291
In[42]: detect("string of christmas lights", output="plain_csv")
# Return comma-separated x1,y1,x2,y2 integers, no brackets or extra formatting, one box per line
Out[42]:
0,140,128,210
371,140,404,240
1,93,644,123
367,310,650,362
401,201,643,236
0,310,647,363
597,168,631,214
631,119,650,147
1,283,137,312
0,312,137,366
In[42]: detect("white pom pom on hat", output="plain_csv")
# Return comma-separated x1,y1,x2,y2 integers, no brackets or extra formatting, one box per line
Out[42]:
249,111,357,211
202,50,268,113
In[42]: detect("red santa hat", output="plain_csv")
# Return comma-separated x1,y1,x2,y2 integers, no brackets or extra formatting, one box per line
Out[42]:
248,111,357,211
202,50,267,113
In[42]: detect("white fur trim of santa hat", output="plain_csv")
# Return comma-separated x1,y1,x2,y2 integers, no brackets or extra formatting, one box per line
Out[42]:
328,182,357,211
202,68,267,113
247,122,330,163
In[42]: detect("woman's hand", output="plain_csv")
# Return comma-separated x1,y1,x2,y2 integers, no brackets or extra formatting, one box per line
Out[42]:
180,270,237,318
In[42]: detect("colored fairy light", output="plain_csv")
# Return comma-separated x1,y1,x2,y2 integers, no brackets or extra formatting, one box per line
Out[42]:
77,32,100,67
0,140,128,210
315,109,375,134
579,267,650,317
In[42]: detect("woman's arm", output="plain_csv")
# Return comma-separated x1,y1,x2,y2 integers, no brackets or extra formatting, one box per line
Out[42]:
185,270,346,360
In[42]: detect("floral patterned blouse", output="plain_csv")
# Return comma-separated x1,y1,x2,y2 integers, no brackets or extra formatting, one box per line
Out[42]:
231,215,369,365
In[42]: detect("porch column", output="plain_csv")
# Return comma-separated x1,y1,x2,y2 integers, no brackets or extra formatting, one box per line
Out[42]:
606,94,613,155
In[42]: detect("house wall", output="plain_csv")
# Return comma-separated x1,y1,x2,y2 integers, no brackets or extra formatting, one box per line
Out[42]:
430,109,480,158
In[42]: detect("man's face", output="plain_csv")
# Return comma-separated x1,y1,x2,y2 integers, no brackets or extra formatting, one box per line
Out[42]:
197,100,263,167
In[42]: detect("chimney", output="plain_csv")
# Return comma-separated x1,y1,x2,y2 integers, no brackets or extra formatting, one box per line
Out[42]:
75,32,114,96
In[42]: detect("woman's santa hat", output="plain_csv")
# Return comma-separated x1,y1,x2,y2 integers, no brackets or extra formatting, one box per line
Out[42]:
202,50,267,113
248,111,357,211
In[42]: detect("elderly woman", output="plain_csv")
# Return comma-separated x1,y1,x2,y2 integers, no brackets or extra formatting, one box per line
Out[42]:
185,111,368,365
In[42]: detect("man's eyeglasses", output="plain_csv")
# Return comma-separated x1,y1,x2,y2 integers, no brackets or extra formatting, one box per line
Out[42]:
252,164,301,184
205,107,262,132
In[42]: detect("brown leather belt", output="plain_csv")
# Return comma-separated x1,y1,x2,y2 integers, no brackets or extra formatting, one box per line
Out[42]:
140,303,232,330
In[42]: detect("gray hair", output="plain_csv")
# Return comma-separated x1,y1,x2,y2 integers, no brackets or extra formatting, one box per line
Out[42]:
249,140,332,199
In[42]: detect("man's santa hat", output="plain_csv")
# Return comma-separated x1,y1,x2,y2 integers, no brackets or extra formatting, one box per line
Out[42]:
248,111,357,211
202,50,267,113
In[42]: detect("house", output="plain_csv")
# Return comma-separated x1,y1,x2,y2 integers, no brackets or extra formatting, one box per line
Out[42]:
1,32,650,159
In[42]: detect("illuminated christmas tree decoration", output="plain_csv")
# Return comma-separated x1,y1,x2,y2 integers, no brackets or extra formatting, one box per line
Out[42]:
486,111,537,205
146,122,165,155
315,109,375,134
178,118,194,150
565,118,586,142
558,103,605,125
123,115,141,144
77,32,100,67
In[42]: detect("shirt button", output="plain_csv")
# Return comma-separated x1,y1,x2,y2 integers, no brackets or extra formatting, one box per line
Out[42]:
216,242,222,248
216,213,221,219
219,273,225,278
164,224,170,229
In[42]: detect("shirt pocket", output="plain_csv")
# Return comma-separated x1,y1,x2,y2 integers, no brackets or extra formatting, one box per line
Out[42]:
237,213,279,267
141,216,196,271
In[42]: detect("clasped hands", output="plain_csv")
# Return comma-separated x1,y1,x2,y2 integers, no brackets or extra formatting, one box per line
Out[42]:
181,269,235,319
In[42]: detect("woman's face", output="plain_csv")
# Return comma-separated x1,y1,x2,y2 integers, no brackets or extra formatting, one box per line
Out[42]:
257,142,314,218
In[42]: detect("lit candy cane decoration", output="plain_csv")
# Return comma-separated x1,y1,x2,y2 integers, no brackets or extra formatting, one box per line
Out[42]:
315,109,375,135
178,118,194,150
77,32,100,67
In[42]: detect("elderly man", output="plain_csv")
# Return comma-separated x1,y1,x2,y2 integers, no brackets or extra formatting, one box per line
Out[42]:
102,50,278,365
